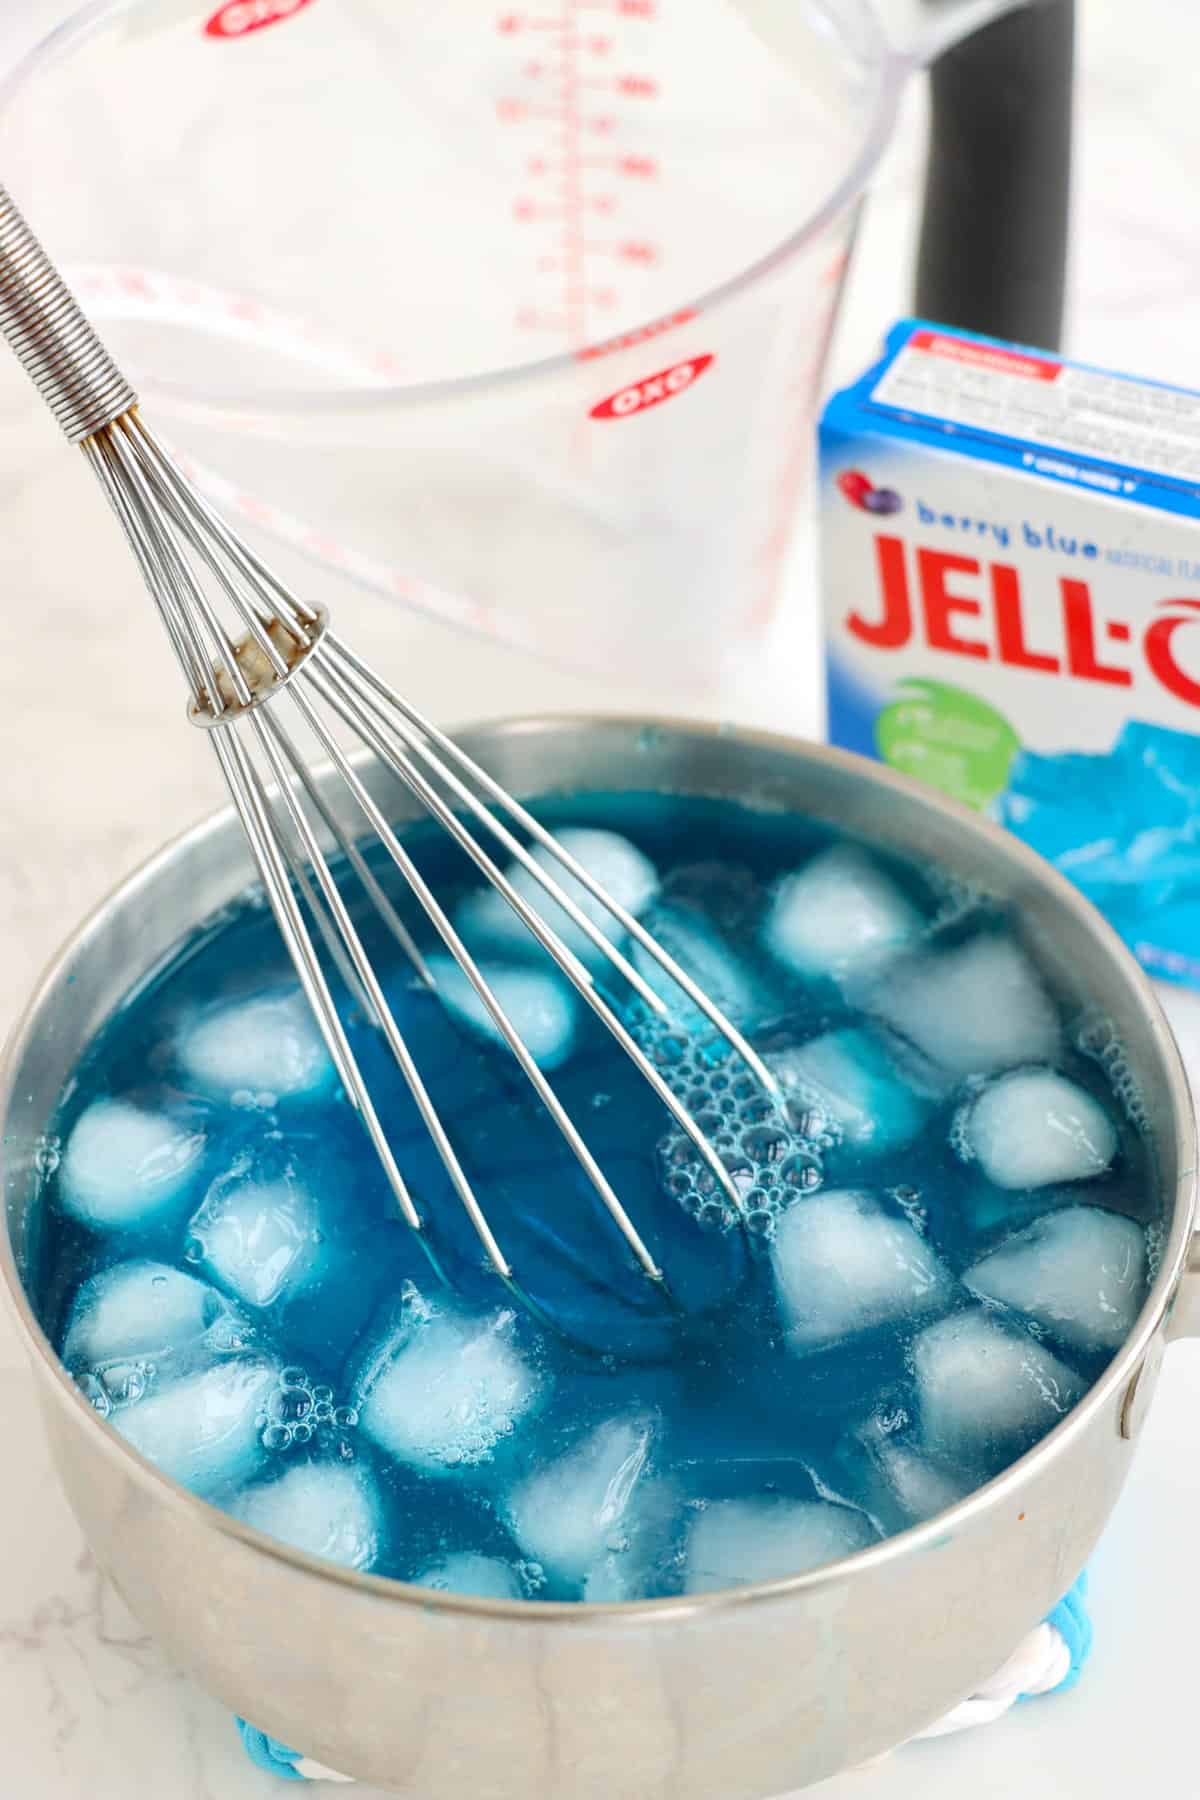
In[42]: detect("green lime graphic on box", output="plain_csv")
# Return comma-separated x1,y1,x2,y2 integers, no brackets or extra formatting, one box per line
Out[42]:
875,679,1020,811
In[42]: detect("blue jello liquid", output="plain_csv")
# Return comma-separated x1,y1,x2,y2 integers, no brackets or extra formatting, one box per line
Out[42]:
26,792,1160,1600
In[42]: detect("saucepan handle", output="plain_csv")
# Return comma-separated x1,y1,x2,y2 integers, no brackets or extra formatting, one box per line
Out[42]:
915,0,1075,351
730,0,1075,349
1167,1234,1200,1343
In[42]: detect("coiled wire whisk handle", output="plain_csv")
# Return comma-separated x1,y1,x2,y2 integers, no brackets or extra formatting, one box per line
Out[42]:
0,181,136,442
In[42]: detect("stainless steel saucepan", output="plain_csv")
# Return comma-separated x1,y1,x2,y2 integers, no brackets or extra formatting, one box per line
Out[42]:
1,718,1194,1798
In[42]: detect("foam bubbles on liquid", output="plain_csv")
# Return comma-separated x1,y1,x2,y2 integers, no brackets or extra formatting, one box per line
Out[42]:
251,1364,360,1458
650,1030,821,1238
1076,1012,1150,1132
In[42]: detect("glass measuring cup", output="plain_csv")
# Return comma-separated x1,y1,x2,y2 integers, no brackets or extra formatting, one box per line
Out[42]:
0,0,1072,691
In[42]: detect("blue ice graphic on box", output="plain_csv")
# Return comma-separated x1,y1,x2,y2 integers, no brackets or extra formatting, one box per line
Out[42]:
994,720,1200,984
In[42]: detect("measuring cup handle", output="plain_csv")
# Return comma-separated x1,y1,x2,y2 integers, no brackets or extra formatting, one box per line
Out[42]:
915,0,1075,351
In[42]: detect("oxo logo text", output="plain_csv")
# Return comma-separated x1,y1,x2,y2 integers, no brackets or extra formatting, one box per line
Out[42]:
847,534,1200,707
589,354,714,421
204,0,315,39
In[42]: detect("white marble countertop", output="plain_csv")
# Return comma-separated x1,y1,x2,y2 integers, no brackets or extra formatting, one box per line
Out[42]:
2,1,1200,1794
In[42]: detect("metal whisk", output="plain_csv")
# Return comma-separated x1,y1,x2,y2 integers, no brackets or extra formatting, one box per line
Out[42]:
0,181,778,1289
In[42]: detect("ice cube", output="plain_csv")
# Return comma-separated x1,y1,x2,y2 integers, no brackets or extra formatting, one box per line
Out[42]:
869,1438,969,1531
767,1027,931,1153
112,1355,280,1499
426,953,578,1071
912,1311,1084,1474
504,1414,657,1587
179,990,334,1102
957,1069,1118,1189
770,1189,952,1352
356,1288,545,1476
846,1412,973,1534
188,1167,322,1311
631,905,766,1028
684,1496,876,1594
231,1460,383,1573
860,932,1062,1083
964,1206,1145,1354
59,1099,206,1232
455,828,658,968
763,845,922,982
62,1260,244,1402
578,1468,680,1602
411,1553,523,1601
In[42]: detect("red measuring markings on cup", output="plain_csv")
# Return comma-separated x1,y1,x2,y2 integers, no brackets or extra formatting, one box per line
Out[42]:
589,353,714,420
204,0,316,40
496,4,664,353
576,306,697,363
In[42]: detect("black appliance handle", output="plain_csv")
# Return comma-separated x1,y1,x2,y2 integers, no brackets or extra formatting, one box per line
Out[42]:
915,0,1075,350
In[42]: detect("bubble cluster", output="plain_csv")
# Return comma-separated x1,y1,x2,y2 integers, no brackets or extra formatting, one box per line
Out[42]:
75,1358,156,1412
256,1365,358,1456
438,1385,520,1469
643,1024,822,1238
1076,1013,1149,1131
948,1102,974,1164
1145,1219,1166,1281
947,1074,990,1163
516,1559,546,1594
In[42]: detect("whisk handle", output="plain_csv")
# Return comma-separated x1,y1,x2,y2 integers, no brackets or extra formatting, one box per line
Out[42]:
0,182,137,443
